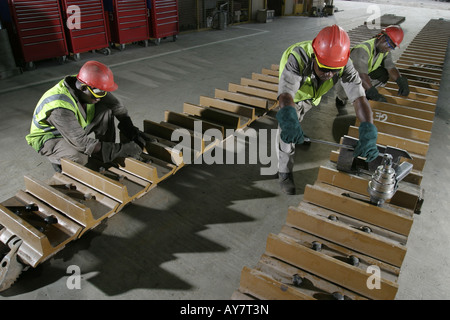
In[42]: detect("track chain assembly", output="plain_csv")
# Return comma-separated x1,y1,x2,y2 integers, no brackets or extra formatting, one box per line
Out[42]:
0,17,448,298
233,18,450,300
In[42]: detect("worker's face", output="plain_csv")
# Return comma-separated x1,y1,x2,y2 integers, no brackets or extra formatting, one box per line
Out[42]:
80,85,106,104
378,35,396,53
313,60,341,81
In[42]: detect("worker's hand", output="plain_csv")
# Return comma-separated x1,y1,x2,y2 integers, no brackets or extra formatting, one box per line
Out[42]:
276,105,304,144
366,86,387,102
353,122,379,162
119,141,143,159
101,141,143,163
118,117,146,148
118,116,140,140
133,131,147,149
396,76,410,96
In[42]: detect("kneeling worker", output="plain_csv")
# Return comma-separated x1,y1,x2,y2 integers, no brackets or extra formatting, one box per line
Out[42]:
276,25,379,195
26,61,144,172
335,25,409,114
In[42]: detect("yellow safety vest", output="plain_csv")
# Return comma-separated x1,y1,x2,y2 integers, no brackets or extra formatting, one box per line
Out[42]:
279,41,343,106
26,77,95,152
353,38,388,74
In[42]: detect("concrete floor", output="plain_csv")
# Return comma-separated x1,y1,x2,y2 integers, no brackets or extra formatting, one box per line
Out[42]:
0,1,449,300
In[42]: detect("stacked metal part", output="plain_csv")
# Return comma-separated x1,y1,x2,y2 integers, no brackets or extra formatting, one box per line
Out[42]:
61,0,111,60
0,0,179,68
5,0,68,69
104,0,150,50
148,0,179,45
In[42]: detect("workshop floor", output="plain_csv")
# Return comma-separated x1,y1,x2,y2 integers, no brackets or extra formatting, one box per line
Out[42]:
0,1,449,300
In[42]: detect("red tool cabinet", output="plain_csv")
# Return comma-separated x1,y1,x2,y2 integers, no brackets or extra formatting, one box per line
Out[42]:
148,0,178,45
60,0,110,60
7,0,68,68
104,0,149,50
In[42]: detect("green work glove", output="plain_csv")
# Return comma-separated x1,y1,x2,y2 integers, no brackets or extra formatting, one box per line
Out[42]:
366,86,387,102
396,76,410,96
353,122,379,162
276,106,304,144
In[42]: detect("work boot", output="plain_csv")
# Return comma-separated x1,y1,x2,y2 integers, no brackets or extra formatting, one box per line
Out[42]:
335,97,348,116
279,172,295,195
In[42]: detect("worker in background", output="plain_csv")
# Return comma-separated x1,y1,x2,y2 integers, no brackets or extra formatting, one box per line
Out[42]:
26,60,145,172
276,25,379,195
335,25,409,115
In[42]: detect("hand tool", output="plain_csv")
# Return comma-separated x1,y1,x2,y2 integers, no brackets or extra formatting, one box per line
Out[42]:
367,153,413,206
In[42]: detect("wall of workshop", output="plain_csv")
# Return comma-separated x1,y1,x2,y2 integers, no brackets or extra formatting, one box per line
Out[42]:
285,0,295,15
0,1,265,33
179,0,199,31
251,0,264,20
179,0,264,32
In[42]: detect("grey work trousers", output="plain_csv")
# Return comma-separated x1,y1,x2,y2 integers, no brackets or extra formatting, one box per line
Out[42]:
276,100,313,174
39,104,116,166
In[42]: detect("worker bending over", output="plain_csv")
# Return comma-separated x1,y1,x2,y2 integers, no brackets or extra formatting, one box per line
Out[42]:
26,60,144,172
335,25,409,114
276,25,379,195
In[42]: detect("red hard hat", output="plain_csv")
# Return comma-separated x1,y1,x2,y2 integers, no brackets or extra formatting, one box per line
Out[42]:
382,25,404,47
77,61,118,92
312,25,350,68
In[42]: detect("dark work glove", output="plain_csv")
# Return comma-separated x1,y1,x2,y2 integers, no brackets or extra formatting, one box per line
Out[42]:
118,116,146,148
396,76,410,96
276,106,304,144
101,141,143,163
366,86,387,102
353,122,379,162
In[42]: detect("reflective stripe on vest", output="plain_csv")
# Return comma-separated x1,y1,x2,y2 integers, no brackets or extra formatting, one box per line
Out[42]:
279,41,342,106
352,38,388,74
32,94,76,134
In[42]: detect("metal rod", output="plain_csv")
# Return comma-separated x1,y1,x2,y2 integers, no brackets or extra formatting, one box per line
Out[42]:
305,137,355,150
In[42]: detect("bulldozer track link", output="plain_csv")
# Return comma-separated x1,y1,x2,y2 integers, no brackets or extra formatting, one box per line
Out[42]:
0,18,448,296
232,18,449,300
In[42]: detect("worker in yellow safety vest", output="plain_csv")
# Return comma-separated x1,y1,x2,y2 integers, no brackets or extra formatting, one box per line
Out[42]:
26,61,145,172
335,25,409,114
276,25,379,195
